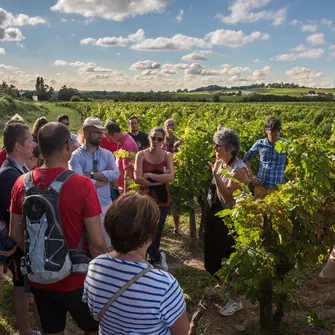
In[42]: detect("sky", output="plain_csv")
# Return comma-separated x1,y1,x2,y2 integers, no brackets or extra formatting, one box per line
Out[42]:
0,0,335,91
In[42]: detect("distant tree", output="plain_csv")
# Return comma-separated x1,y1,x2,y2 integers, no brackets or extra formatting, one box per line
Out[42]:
212,94,220,102
70,95,81,102
57,85,80,101
0,81,19,98
35,76,54,101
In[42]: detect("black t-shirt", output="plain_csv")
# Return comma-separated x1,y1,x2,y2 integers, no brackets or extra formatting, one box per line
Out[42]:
0,160,24,225
128,131,149,150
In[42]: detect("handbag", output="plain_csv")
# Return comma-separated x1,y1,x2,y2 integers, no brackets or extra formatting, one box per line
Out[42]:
97,265,153,321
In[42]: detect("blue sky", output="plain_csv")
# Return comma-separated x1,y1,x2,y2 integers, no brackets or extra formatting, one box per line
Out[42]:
0,0,334,91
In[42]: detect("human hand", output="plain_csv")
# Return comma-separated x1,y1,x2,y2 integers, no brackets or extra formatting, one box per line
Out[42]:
251,174,261,186
208,160,219,176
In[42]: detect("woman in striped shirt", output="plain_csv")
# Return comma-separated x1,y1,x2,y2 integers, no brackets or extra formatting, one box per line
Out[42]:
83,193,189,335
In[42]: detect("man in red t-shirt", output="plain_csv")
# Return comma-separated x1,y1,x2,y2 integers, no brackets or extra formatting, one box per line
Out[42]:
105,122,138,193
10,122,106,335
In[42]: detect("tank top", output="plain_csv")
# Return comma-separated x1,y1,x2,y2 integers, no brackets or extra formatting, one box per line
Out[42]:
141,151,170,207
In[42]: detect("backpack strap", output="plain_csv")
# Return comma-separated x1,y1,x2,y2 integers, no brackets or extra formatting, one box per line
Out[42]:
97,266,153,321
49,170,74,194
23,171,35,194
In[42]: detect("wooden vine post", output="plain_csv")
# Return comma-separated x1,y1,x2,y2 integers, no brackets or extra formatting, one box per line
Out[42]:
259,214,273,331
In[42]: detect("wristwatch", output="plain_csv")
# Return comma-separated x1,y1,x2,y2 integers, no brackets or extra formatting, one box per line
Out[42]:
90,171,95,179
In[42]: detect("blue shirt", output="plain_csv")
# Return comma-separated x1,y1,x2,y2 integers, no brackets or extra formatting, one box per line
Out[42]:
83,255,186,335
243,137,289,188
69,146,119,208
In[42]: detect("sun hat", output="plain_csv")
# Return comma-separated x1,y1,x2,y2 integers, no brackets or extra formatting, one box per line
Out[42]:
82,117,106,130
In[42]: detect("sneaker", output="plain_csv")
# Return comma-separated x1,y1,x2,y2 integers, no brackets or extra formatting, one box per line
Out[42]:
219,299,243,317
173,228,183,237
154,251,169,272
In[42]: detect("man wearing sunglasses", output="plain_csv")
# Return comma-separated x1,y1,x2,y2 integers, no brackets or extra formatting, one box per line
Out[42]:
69,117,119,248
243,116,290,199
57,114,79,151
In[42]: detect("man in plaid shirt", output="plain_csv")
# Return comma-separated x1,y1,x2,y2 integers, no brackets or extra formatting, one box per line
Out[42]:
243,117,290,199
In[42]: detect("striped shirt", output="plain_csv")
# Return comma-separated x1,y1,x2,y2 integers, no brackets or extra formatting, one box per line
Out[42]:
83,254,186,335
243,137,290,188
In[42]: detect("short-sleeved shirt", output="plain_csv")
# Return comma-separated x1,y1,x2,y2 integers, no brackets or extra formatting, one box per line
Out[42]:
83,255,186,335
101,136,118,154
128,131,149,151
10,167,102,292
117,133,138,190
0,148,7,167
243,137,289,188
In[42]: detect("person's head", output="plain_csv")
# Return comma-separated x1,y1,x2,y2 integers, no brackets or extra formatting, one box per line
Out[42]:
82,117,106,147
213,128,241,160
57,114,70,127
32,117,48,140
104,193,160,253
164,119,176,137
3,123,35,161
148,127,165,149
264,117,282,143
128,116,140,133
105,122,122,143
26,145,41,170
38,122,73,161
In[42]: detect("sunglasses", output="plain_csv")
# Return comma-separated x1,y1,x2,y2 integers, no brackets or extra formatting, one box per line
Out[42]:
150,136,164,142
213,143,222,151
93,159,99,172
265,127,281,132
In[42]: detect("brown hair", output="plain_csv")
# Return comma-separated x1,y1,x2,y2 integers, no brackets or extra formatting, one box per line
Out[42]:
104,193,160,253
32,117,48,141
3,123,30,153
265,116,282,130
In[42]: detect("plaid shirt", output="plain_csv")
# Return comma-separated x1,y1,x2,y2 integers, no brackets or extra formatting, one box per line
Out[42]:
243,137,289,188
163,136,183,154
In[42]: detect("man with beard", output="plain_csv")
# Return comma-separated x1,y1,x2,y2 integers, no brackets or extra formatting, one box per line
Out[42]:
128,115,149,150
69,118,119,248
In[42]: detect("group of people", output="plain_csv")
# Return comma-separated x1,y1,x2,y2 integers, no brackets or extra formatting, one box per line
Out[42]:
0,112,289,334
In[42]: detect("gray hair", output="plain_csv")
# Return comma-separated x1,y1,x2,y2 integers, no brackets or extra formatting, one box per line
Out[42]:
213,128,241,156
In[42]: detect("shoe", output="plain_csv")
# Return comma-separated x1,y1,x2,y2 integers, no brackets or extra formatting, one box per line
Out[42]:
173,228,183,237
154,251,169,272
219,299,243,317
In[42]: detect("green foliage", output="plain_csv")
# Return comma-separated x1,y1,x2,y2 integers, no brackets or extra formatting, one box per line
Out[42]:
70,95,81,102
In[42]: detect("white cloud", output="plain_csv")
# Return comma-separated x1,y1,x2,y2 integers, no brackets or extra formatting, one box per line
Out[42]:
298,48,324,59
185,63,218,76
128,29,145,42
0,8,46,27
253,58,261,63
216,0,287,26
60,17,67,22
250,66,272,81
0,64,17,70
51,0,170,21
321,18,332,27
272,48,325,61
80,29,145,47
286,66,330,87
0,48,5,55
160,68,177,75
0,27,24,41
176,9,184,22
291,19,302,25
161,63,190,70
206,29,269,48
131,34,209,51
272,53,297,61
301,24,317,32
181,52,207,62
17,42,25,48
54,60,68,66
306,33,325,45
292,44,306,52
130,60,161,70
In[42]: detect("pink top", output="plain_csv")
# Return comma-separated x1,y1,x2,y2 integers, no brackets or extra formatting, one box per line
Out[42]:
117,133,138,190
0,148,6,167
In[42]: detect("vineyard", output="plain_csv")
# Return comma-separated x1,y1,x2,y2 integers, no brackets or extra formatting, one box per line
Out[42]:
54,101,335,333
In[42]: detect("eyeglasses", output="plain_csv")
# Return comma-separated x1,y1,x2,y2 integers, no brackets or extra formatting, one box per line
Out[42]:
93,159,99,172
213,143,222,151
150,136,164,142
265,127,281,132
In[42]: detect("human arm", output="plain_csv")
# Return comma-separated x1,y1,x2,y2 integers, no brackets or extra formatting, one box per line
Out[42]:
134,151,163,186
208,160,249,205
142,152,174,183
84,216,106,258
243,141,260,185
170,311,190,335
9,213,24,250
98,151,119,182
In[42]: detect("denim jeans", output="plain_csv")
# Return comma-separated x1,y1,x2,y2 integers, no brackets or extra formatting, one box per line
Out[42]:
147,206,169,263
